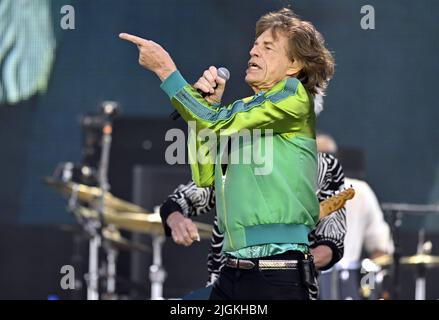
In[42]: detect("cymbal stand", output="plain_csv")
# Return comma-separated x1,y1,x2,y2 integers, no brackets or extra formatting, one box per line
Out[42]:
67,184,101,300
415,267,426,300
94,116,114,300
102,239,118,300
87,225,101,300
149,235,166,300
390,210,402,300
101,225,119,300
415,230,429,300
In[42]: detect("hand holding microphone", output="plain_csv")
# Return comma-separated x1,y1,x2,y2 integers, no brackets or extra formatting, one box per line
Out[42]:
194,66,230,105
170,66,230,120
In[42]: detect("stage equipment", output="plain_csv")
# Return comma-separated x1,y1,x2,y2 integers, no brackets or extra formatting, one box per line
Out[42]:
381,203,439,300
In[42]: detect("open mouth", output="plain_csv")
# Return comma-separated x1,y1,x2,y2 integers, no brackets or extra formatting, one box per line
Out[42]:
247,61,262,70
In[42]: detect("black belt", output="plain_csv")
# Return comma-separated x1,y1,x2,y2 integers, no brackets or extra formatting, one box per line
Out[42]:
225,252,316,288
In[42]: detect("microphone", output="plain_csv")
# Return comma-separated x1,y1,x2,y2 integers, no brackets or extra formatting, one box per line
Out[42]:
170,67,230,120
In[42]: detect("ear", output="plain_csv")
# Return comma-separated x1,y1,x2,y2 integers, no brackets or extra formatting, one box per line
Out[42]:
286,59,304,77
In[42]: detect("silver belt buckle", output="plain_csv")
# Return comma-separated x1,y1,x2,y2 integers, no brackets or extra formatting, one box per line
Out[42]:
258,259,299,270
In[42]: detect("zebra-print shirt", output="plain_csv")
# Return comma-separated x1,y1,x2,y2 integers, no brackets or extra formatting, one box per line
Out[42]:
160,152,346,296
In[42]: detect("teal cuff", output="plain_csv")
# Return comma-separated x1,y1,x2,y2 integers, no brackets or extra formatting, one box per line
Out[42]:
160,70,188,99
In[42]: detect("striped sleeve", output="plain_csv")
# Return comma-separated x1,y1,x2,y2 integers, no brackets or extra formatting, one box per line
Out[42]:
206,216,226,286
159,180,215,236
316,152,345,201
309,152,347,270
162,180,215,217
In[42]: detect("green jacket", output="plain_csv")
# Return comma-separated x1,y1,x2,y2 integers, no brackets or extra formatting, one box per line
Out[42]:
161,71,319,251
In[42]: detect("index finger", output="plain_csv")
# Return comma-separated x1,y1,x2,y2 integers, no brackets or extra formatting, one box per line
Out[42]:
119,33,147,46
208,66,218,79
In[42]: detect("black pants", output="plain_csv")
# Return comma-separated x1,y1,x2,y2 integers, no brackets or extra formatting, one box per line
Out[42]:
209,251,310,300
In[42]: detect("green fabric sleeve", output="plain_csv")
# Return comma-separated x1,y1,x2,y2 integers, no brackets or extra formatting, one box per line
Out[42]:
160,71,312,187
161,71,310,136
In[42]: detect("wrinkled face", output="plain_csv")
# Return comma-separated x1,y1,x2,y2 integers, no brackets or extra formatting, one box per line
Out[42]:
245,28,299,93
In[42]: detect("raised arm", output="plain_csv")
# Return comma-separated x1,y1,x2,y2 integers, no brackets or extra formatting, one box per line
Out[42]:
160,70,311,135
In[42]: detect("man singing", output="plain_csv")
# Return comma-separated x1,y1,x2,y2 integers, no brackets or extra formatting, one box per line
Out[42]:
120,8,335,299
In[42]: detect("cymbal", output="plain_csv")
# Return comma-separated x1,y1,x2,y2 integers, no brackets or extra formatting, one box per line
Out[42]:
44,177,149,214
371,254,439,267
77,207,212,239
371,254,393,267
400,254,439,267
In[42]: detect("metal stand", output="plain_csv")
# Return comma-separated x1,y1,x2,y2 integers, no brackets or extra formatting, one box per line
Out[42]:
87,232,101,300
88,103,117,300
103,245,118,300
415,267,426,300
149,235,167,300
389,210,402,300
330,268,339,300
83,105,116,300
67,182,102,300
414,230,430,300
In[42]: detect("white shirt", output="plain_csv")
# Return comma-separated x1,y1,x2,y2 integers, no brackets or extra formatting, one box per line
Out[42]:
337,177,394,268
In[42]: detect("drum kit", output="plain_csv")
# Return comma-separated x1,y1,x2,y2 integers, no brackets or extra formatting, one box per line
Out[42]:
362,242,439,300
320,201,439,301
41,104,212,300
44,174,212,300
320,250,439,300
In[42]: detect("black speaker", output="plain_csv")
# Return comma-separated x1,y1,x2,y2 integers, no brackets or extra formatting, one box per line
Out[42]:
109,116,188,203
